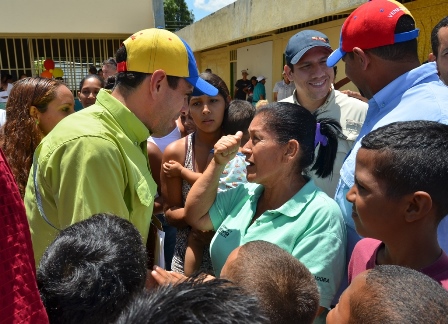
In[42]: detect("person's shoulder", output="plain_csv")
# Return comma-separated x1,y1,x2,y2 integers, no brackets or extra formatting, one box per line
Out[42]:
334,90,368,111
274,80,283,86
298,181,342,219
279,95,295,103
354,238,382,255
402,79,448,121
333,90,368,128
163,136,188,159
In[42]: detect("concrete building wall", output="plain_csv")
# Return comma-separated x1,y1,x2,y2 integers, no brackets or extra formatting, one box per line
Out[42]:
1,0,156,35
178,0,448,98
177,0,363,52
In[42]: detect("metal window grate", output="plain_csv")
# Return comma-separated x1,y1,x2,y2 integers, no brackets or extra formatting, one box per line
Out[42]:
0,37,123,93
230,49,237,62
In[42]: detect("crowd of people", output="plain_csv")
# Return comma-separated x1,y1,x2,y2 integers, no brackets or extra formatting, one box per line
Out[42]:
1,1,448,323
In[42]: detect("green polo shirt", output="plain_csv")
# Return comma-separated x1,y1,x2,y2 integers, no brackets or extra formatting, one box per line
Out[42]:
25,89,157,266
209,180,346,308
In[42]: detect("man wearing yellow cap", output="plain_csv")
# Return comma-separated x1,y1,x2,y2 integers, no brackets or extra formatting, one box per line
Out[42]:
25,28,218,266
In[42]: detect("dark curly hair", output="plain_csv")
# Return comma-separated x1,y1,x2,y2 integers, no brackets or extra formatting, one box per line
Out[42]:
0,77,62,198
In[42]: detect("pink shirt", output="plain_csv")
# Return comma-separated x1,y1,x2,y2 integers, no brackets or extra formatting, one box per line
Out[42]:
348,238,448,290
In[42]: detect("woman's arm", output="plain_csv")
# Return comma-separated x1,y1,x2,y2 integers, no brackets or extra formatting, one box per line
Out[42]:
161,139,189,227
184,132,242,231
147,141,163,215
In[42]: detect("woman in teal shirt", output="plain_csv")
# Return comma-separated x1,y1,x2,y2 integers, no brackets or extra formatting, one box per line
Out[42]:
184,102,346,313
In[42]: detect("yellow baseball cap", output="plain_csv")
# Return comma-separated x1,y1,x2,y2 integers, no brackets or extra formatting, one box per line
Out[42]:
117,28,218,96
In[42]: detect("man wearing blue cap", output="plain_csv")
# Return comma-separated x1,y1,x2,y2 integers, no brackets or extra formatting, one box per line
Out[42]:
282,29,367,198
326,0,448,293
25,28,218,265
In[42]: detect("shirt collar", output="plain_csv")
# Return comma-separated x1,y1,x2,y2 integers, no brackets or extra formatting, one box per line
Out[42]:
275,179,318,217
96,89,150,143
371,62,439,111
249,179,318,217
293,86,334,114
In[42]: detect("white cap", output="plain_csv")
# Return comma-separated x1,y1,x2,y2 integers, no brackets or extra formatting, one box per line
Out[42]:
256,76,266,82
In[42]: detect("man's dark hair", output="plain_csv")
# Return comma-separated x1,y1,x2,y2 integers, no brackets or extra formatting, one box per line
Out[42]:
222,99,255,140
37,213,147,324
431,16,448,58
115,46,181,96
115,275,268,323
115,46,150,95
223,241,319,324
89,65,98,74
361,120,448,219
102,57,117,68
349,265,448,323
104,75,117,90
367,15,418,62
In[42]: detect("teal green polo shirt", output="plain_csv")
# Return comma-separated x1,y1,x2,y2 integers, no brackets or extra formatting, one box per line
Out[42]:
209,180,346,308
25,89,156,266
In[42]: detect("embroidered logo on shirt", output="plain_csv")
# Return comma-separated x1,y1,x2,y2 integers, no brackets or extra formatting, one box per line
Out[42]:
346,119,363,136
315,276,330,283
218,225,232,238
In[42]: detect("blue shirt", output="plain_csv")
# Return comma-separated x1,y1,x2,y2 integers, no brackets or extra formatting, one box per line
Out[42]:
335,62,448,255
252,83,266,104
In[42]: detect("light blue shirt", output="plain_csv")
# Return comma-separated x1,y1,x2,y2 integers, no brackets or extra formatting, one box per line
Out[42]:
335,62,448,258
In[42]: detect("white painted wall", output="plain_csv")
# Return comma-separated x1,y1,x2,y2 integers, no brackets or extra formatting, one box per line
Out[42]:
1,0,156,35
237,41,273,102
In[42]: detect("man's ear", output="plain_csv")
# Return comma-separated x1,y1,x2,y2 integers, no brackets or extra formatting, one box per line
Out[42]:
428,53,437,62
353,47,370,71
149,70,167,97
283,139,299,162
284,65,293,81
404,191,433,223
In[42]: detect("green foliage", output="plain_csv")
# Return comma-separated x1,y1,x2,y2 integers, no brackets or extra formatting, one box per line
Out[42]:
164,0,195,32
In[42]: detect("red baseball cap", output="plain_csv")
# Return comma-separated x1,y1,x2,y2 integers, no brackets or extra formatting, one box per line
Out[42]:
327,0,419,67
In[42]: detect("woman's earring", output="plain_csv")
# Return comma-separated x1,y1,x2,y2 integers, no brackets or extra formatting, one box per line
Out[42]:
35,119,39,125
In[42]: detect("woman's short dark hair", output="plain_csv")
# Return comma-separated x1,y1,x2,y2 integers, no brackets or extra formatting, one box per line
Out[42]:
256,102,341,178
78,74,105,91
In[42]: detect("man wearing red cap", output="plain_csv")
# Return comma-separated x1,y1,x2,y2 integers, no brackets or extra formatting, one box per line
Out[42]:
327,0,448,294
25,28,218,266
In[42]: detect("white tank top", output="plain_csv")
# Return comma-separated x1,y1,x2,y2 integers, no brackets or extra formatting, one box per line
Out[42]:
147,126,182,153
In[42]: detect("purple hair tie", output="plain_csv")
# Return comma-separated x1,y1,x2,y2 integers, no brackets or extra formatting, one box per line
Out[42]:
314,123,328,147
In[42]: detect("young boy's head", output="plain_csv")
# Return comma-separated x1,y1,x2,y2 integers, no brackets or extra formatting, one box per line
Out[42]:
347,121,448,239
116,275,268,323
37,213,148,324
327,265,448,324
222,99,255,145
220,240,319,324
